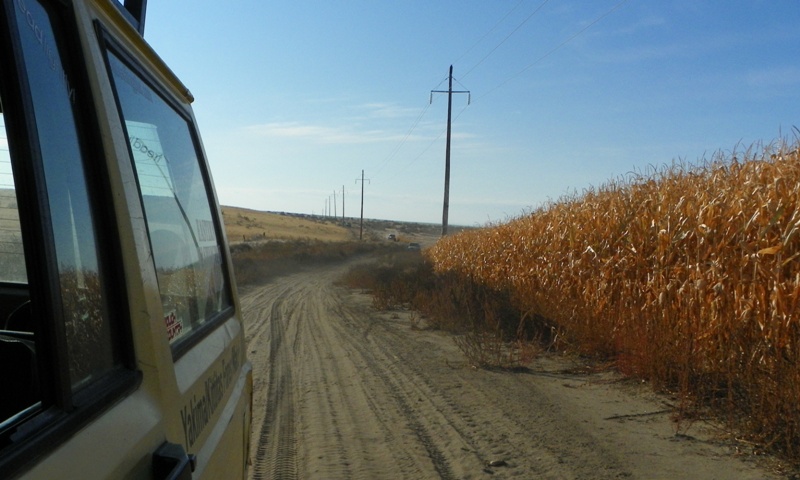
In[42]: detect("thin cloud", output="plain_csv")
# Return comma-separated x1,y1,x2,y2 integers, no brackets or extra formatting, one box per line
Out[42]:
357,102,419,119
246,121,408,144
590,35,729,64
746,66,800,88
611,15,666,35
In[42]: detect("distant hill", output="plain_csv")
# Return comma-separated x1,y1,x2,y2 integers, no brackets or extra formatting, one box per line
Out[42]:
221,206,352,243
220,206,469,246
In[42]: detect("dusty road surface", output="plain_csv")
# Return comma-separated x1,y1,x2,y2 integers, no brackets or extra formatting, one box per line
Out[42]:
242,259,781,480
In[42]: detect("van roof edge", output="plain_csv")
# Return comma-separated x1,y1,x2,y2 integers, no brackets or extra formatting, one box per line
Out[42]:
111,0,148,36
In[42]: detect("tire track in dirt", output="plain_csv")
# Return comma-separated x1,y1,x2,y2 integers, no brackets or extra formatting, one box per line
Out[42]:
291,276,356,479
243,263,475,479
324,297,463,479
326,292,599,479
244,264,631,479
249,290,298,480
291,269,445,479
243,259,783,480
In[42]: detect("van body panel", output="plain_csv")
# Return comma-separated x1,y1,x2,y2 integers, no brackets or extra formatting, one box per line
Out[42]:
192,360,253,479
169,317,246,449
0,0,252,477
21,389,163,478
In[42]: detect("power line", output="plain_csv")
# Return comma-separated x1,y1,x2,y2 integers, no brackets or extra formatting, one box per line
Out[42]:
379,78,463,185
372,0,542,185
373,74,448,178
477,0,630,103
374,101,432,177
434,0,629,164
451,0,526,67
461,0,550,79
373,0,628,190
381,126,447,186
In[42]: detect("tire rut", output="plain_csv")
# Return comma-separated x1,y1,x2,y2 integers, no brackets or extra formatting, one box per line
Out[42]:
326,299,459,480
242,258,779,480
244,263,471,479
247,281,302,480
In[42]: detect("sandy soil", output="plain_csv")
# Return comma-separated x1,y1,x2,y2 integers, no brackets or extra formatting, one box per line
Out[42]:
242,258,782,480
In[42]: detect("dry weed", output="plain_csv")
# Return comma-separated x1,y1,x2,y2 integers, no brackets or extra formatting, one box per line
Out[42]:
427,139,800,459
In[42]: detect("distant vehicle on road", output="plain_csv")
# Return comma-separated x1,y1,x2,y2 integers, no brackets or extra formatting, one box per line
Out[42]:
407,242,421,251
387,234,397,241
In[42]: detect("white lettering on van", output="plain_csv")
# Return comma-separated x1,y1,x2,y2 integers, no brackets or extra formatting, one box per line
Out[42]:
180,344,242,448
16,0,55,71
16,0,76,104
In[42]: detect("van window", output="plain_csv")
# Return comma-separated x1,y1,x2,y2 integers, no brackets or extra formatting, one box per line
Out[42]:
9,0,122,393
0,116,25,284
0,0,133,462
12,0,120,392
106,51,232,349
0,110,36,427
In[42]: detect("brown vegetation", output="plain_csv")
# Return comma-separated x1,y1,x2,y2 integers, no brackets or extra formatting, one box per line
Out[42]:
221,206,352,243
222,206,377,285
340,250,545,369
231,240,384,286
426,140,800,460
225,140,800,463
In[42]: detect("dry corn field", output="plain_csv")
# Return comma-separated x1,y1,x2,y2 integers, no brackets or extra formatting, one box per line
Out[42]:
428,141,800,459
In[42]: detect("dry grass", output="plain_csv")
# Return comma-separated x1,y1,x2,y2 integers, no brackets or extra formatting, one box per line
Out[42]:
231,239,383,286
223,207,371,286
427,140,800,459
221,206,352,243
340,251,546,369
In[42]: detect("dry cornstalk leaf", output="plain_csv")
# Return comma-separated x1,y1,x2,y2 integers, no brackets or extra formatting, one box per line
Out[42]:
757,245,782,255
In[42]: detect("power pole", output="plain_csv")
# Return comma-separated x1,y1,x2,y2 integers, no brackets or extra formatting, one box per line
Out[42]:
333,190,337,218
342,185,346,223
355,170,370,240
431,65,469,236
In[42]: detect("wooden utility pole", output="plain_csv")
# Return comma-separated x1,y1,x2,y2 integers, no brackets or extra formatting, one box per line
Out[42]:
355,170,370,240
333,190,337,218
431,65,469,236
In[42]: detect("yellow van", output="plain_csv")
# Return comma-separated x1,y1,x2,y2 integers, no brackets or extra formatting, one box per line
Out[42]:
0,0,252,478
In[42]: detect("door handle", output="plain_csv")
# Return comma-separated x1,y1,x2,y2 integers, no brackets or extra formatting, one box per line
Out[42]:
152,441,196,480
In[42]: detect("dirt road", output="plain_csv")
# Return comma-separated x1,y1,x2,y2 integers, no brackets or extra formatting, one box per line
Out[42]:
242,259,781,479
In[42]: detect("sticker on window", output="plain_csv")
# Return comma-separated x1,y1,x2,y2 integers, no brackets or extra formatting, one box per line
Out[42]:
164,310,183,342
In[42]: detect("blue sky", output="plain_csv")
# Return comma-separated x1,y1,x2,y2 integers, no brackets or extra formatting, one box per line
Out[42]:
144,1,800,226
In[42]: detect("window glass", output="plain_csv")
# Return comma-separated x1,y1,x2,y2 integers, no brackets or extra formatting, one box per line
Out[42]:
0,108,38,427
0,114,25,284
13,0,117,389
107,52,231,346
